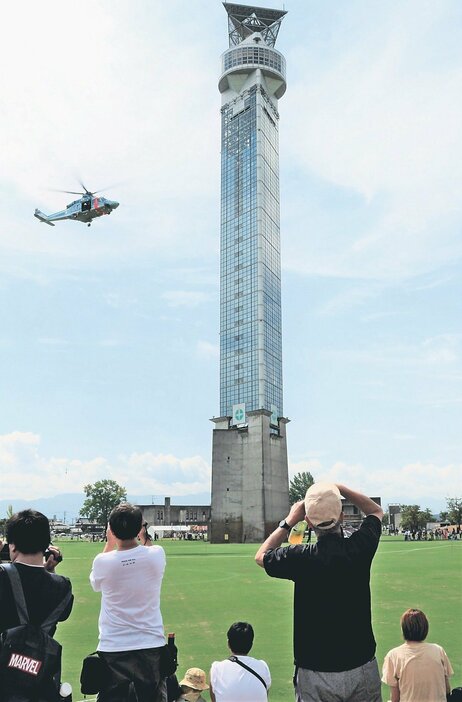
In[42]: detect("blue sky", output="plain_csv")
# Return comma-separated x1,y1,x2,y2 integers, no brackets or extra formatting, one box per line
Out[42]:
0,0,461,512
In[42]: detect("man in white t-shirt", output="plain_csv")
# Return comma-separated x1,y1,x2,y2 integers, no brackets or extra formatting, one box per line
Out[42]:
89,503,167,702
210,622,271,702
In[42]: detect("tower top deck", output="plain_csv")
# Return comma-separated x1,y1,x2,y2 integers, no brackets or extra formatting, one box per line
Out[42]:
223,2,287,48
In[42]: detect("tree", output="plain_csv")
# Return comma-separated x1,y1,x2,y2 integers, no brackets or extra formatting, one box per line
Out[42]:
289,471,314,504
400,505,433,531
439,511,449,523
80,479,127,525
446,497,462,527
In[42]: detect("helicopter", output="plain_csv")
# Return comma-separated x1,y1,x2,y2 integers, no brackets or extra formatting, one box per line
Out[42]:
34,182,119,227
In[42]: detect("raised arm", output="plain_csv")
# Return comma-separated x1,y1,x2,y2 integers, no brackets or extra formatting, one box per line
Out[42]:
255,500,306,567
336,484,383,521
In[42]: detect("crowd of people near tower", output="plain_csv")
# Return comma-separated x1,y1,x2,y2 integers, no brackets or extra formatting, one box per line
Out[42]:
0,485,459,702
401,526,461,541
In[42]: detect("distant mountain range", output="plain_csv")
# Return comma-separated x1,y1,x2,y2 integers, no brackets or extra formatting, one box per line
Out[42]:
0,492,211,524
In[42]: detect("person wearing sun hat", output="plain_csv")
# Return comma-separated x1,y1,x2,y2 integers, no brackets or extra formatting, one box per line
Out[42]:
255,482,384,702
176,668,209,702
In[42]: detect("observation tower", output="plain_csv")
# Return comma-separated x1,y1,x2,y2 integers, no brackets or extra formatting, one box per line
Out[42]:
210,3,289,543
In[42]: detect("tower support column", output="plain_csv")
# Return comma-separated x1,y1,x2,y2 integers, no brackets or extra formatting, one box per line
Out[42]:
211,411,289,543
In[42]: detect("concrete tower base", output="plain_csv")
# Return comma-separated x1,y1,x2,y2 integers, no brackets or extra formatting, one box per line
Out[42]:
210,410,289,543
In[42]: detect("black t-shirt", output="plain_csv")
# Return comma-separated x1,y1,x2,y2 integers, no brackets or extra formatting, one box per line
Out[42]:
0,562,73,636
264,515,381,672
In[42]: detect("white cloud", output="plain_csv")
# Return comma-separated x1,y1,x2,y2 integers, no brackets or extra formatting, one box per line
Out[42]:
422,334,460,364
0,432,211,500
0,2,220,264
196,340,219,360
282,2,462,280
322,334,461,370
37,338,70,346
162,291,210,308
317,285,382,316
1,432,460,507
289,456,462,506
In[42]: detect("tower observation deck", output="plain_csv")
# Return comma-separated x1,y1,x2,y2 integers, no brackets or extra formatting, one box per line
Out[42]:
211,3,289,544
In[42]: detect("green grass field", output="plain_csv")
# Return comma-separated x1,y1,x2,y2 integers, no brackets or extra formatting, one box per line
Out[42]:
56,537,462,701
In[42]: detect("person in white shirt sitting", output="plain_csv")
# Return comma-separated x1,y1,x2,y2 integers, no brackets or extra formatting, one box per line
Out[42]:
209,622,271,702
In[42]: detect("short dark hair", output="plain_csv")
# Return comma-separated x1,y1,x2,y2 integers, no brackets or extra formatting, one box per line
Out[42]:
6,509,50,555
109,503,142,539
401,608,429,641
227,621,254,655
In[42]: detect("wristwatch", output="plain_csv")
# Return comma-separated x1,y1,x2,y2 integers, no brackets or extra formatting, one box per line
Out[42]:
278,519,291,530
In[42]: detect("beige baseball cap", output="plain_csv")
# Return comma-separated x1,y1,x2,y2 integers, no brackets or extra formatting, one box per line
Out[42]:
179,668,209,691
305,482,342,530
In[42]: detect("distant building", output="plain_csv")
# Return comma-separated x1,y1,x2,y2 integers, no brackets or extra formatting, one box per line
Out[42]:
74,517,105,534
342,497,382,528
387,503,401,530
49,520,71,534
138,498,211,530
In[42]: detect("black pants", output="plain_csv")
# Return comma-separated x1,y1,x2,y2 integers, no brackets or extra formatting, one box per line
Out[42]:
98,648,166,702
0,673,61,702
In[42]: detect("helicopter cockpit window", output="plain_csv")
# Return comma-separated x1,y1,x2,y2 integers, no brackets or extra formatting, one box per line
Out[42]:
81,199,91,212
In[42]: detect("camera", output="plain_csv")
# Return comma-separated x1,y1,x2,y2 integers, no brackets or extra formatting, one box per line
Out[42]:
44,547,63,564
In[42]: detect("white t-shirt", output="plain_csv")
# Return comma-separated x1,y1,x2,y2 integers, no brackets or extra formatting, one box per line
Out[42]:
210,656,271,702
90,544,166,652
382,641,453,702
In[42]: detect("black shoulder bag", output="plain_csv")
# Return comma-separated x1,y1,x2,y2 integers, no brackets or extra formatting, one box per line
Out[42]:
0,563,72,698
228,655,268,690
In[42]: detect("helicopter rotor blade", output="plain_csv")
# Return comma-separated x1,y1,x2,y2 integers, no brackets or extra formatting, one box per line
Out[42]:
48,188,85,195
91,181,126,195
48,179,125,197
78,180,94,195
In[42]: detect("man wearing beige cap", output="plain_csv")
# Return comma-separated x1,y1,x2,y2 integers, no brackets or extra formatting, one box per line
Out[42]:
255,483,383,702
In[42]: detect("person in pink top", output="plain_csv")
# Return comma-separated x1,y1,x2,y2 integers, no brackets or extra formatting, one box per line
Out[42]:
382,608,453,702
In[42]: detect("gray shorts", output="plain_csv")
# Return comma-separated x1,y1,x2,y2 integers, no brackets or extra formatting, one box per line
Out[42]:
295,658,382,702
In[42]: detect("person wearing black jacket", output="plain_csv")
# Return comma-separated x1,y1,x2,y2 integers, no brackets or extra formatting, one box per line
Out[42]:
255,483,383,702
0,509,73,699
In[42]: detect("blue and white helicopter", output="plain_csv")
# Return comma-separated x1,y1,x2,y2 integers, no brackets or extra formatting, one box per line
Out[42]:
34,182,119,227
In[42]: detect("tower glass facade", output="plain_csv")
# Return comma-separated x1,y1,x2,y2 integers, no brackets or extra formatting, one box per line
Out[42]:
211,3,289,544
219,9,286,420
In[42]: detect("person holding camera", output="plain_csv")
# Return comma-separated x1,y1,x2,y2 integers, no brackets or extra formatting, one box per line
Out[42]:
0,509,73,700
89,503,167,702
255,482,383,702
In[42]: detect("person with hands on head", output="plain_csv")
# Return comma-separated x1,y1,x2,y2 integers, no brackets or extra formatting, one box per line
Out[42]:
255,482,384,702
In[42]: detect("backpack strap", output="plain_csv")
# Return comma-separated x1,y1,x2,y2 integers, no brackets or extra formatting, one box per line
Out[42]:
1,562,72,634
228,655,268,690
1,563,30,625
40,588,73,634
